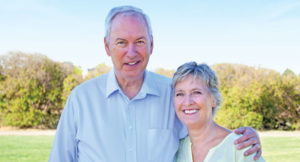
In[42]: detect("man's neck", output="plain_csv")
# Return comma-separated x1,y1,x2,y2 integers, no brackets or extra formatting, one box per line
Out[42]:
116,73,145,100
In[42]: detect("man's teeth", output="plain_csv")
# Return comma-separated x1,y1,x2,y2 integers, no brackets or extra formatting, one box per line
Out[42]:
128,62,137,65
184,109,198,114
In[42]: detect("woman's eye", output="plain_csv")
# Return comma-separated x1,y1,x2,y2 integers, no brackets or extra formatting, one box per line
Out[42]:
176,93,184,97
193,91,202,95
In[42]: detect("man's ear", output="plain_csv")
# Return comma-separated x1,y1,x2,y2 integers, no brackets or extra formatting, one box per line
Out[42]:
104,37,111,56
149,36,154,55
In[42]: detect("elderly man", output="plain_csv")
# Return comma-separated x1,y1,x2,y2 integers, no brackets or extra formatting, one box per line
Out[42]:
49,5,262,162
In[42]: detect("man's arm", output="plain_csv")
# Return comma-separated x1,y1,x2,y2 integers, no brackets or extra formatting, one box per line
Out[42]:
234,127,262,160
49,92,77,162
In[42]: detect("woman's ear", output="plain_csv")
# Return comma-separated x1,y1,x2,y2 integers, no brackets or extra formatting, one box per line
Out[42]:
211,96,217,108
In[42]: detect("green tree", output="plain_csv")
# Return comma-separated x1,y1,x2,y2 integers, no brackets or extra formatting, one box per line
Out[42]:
62,66,83,105
0,64,5,125
213,64,281,129
0,52,72,128
154,68,175,78
85,63,111,81
273,73,300,129
283,68,295,77
213,63,300,130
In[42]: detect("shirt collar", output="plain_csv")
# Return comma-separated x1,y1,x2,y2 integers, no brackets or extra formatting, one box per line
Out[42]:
137,70,160,99
105,69,120,98
105,69,160,98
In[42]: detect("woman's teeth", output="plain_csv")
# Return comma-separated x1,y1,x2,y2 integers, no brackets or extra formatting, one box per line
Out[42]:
184,109,198,114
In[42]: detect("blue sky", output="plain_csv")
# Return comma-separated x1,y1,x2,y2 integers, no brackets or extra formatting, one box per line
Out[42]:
1,0,300,74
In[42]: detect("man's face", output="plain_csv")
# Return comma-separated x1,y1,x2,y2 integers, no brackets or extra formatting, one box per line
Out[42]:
104,14,153,82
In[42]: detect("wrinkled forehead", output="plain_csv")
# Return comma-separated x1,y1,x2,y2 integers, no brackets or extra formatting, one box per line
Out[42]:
111,12,147,28
108,13,150,42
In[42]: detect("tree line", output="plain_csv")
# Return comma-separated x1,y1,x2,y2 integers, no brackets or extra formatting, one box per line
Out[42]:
0,52,299,130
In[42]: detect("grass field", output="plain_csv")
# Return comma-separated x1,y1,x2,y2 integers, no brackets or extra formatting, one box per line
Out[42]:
0,134,299,162
0,136,53,162
261,136,300,162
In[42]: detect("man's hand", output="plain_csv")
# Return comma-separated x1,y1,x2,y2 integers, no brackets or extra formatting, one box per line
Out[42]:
234,127,262,160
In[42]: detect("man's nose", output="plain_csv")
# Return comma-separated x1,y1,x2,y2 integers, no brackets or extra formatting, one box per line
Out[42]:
126,43,137,58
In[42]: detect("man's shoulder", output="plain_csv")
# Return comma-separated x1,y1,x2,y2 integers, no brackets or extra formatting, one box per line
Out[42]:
73,73,109,94
147,71,172,85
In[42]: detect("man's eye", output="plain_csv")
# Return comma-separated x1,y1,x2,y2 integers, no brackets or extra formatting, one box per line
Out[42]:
116,41,126,46
136,40,145,45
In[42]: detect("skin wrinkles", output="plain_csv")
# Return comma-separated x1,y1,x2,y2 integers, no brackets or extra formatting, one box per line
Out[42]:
174,74,216,130
104,14,153,99
174,74,232,161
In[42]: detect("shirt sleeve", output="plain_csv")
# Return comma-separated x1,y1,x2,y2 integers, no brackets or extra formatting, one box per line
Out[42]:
170,91,188,139
175,115,188,139
48,91,78,162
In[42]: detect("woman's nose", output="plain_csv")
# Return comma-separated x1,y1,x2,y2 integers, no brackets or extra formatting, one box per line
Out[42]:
183,95,194,106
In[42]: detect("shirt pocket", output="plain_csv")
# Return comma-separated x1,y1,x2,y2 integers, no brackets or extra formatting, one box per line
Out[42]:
147,129,179,162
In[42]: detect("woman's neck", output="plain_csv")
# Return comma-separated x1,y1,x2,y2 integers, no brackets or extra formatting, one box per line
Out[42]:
187,121,231,162
188,121,218,145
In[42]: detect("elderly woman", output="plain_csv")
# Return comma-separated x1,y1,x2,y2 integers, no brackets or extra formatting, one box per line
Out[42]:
173,62,265,162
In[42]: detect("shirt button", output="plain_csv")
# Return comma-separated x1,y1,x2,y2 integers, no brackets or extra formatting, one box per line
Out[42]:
129,126,132,129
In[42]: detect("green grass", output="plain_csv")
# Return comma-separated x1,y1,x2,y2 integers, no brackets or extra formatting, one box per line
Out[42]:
0,136,54,162
261,136,300,162
0,135,299,161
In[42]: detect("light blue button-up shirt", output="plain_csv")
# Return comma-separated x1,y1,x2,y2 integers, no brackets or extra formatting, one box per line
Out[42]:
49,70,187,162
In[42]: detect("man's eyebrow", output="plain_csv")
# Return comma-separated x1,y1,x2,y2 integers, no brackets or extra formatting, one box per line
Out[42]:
115,38,126,41
136,36,147,40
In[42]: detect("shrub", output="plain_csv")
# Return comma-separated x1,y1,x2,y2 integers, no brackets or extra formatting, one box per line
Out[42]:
0,52,74,128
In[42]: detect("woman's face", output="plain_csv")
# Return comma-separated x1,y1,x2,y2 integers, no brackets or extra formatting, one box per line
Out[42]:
174,74,216,128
